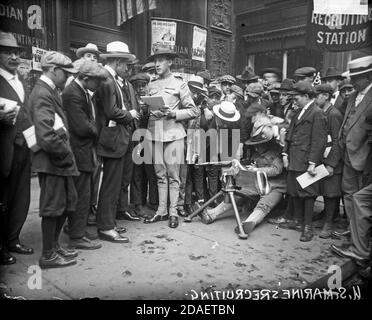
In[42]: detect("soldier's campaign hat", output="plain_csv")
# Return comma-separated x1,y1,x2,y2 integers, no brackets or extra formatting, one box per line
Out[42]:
246,82,264,98
142,62,156,73
219,74,236,84
245,102,267,117
230,84,244,99
78,60,107,79
279,78,295,92
260,67,282,78
41,51,78,74
208,86,222,98
100,41,136,62
76,43,102,59
0,31,22,49
294,67,316,78
197,69,212,84
348,55,372,77
245,123,274,145
129,73,151,84
287,81,314,95
213,101,241,122
236,67,259,82
188,75,208,95
321,67,345,81
147,45,178,62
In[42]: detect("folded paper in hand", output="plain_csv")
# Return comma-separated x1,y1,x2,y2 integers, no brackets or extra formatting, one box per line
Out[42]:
296,164,329,189
0,97,20,125
141,95,165,111
23,113,66,152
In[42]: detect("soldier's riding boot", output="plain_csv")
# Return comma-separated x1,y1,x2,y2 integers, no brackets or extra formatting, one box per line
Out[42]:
168,187,179,228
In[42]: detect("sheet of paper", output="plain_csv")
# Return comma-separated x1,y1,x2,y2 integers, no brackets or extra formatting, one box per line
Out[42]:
0,97,18,112
22,126,41,152
54,113,65,131
141,95,165,111
296,164,330,189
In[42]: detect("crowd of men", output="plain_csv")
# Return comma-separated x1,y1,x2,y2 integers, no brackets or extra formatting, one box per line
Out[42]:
0,30,371,271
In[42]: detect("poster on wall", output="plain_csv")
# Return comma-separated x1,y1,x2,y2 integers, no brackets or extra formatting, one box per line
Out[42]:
31,46,48,71
192,26,207,62
307,0,371,51
151,20,177,53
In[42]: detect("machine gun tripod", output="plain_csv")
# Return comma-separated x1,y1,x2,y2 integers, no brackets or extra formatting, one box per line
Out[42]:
184,160,270,240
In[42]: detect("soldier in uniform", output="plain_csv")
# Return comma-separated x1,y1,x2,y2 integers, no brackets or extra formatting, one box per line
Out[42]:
143,46,199,228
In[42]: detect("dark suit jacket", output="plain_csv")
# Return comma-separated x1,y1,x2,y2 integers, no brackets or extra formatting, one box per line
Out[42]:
29,79,78,176
284,102,328,172
62,80,98,173
323,105,343,174
0,74,31,178
339,86,372,171
95,72,133,158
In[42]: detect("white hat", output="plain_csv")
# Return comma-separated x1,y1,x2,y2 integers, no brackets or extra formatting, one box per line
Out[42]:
188,75,207,94
348,55,372,77
213,101,240,122
100,41,136,61
76,43,102,58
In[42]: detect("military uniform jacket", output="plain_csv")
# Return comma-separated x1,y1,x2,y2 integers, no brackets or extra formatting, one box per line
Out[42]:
146,73,199,142
0,73,31,178
284,102,328,172
29,79,78,176
339,86,372,171
95,72,133,158
62,80,98,173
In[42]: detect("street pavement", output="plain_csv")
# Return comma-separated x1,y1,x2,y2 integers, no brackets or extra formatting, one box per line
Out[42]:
0,177,348,300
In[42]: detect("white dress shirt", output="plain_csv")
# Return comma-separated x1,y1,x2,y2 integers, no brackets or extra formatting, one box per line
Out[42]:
0,67,25,103
40,74,56,90
104,65,126,110
355,82,372,107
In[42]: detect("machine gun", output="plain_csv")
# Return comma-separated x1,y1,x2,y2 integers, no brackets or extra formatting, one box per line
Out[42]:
184,159,270,239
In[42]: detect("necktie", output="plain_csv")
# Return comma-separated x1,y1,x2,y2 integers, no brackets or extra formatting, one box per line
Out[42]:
86,91,96,120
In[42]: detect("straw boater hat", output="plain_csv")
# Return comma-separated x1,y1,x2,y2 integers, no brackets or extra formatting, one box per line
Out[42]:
188,75,208,95
0,31,23,49
76,43,102,59
213,101,241,122
100,41,136,62
348,55,372,77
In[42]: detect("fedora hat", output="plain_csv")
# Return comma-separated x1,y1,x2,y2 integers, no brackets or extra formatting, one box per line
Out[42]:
321,67,345,80
279,78,295,92
0,31,22,49
236,67,259,82
188,75,207,95
147,44,178,62
348,55,372,77
245,123,274,145
76,43,102,59
100,41,136,61
197,70,212,84
213,101,241,122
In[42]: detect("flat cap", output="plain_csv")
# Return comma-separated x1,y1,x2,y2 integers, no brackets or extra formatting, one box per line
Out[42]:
339,79,353,91
142,62,156,73
279,78,295,91
288,81,314,95
41,51,78,73
231,84,244,99
130,72,151,83
245,102,267,117
78,60,107,79
268,82,281,93
294,67,316,77
219,74,236,84
208,86,222,97
314,83,334,96
246,82,264,98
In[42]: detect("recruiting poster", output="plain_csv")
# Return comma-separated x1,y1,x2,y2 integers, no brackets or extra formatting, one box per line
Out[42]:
307,0,371,51
192,26,207,62
151,20,177,54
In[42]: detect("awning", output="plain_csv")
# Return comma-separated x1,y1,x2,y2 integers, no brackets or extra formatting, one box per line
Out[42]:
243,24,306,43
